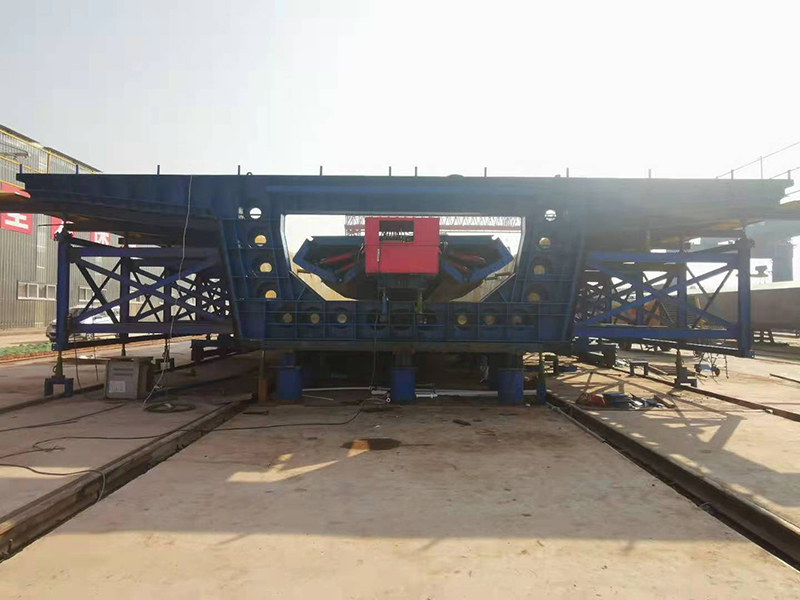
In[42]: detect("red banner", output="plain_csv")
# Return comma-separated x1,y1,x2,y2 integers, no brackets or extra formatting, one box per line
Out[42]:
0,213,32,235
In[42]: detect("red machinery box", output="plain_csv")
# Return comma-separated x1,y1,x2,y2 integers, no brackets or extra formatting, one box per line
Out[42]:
364,217,440,275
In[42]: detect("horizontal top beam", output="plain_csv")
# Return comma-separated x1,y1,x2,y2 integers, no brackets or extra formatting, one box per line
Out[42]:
11,173,792,246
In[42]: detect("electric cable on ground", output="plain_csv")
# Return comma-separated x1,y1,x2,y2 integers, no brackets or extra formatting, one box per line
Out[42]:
0,397,371,495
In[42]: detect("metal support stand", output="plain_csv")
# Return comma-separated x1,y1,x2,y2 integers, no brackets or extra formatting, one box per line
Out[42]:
257,349,269,403
674,350,697,387
487,354,500,390
497,354,524,405
535,352,547,404
390,353,416,405
737,237,753,357
155,340,175,371
629,360,650,376
44,351,74,397
276,352,302,403
46,232,75,397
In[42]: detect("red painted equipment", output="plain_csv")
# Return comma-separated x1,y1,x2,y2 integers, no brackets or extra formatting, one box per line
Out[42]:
445,249,487,266
365,217,440,275
320,250,358,266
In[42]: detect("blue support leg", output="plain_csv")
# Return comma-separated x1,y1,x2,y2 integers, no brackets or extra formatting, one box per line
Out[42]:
45,232,74,396
390,353,416,405
738,238,753,358
497,368,524,405
277,352,302,403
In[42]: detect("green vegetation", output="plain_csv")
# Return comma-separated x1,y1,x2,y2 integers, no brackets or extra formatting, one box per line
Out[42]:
0,342,52,358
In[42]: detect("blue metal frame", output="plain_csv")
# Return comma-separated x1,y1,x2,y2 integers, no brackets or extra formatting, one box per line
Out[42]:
54,234,233,351
574,238,753,356
24,175,784,359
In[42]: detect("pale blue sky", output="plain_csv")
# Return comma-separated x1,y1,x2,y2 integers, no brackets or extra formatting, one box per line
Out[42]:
3,0,799,180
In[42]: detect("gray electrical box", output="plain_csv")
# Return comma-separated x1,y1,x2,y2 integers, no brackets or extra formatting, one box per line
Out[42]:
105,358,153,400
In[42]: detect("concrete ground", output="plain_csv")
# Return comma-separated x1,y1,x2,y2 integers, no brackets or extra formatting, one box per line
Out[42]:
620,348,800,411
550,362,800,535
1,402,798,599
0,352,258,516
0,339,196,413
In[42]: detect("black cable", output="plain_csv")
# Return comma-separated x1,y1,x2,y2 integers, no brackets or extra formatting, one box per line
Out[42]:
213,400,366,431
0,447,58,461
25,399,367,455
0,402,125,434
0,463,107,500
0,398,369,492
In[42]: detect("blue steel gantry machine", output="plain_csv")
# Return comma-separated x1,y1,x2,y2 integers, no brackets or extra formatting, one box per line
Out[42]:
7,173,792,403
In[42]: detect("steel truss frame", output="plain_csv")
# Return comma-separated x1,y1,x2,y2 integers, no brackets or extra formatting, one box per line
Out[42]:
573,238,753,356
54,233,234,350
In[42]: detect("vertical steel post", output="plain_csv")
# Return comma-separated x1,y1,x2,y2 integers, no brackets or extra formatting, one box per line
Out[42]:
119,248,130,356
162,267,171,325
677,237,687,329
636,270,644,326
737,238,752,357
55,232,70,351
258,349,268,403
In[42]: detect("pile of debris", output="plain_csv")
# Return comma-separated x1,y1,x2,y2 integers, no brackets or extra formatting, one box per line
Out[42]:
577,391,674,410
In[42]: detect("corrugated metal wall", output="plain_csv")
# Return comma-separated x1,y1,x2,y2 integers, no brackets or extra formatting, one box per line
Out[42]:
0,126,118,331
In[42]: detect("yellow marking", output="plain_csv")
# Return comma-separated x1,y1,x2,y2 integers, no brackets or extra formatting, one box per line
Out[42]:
346,439,371,458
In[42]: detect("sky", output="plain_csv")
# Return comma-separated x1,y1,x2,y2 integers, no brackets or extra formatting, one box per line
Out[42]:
2,0,800,181
3,0,800,280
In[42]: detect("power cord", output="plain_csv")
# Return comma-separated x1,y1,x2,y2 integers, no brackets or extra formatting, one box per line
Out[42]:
0,463,107,500
0,397,371,496
141,174,193,412
0,402,125,434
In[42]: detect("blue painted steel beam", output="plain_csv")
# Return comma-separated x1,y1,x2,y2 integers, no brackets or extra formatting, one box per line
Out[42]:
574,325,736,340
30,174,782,356
737,239,753,356
79,323,233,334
55,233,70,352
583,262,734,328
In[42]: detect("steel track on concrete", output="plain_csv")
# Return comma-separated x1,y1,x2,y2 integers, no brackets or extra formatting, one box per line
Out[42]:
0,392,250,561
546,390,800,569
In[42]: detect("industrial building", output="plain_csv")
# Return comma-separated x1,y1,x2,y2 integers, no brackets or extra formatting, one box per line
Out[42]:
0,125,118,330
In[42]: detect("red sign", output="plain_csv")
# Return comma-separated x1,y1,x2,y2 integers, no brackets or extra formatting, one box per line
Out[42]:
91,231,111,245
0,213,32,235
51,217,64,240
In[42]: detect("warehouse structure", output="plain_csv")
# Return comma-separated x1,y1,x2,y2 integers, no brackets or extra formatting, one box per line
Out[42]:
0,125,120,330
